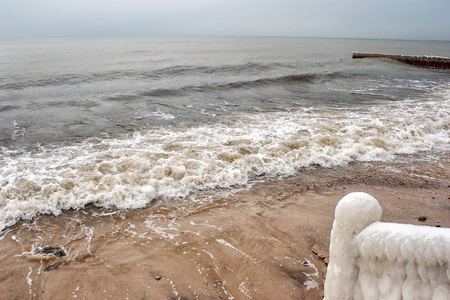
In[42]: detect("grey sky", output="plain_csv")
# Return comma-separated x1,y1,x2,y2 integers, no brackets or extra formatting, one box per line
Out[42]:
1,0,449,40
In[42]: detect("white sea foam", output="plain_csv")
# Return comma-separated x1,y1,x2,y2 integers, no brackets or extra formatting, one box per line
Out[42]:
27,267,33,297
0,86,449,231
144,109,176,120
302,259,319,290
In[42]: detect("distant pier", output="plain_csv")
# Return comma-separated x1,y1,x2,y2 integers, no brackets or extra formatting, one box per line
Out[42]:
352,52,450,69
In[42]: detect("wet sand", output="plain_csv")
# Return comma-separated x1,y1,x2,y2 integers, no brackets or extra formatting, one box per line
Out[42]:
0,156,449,299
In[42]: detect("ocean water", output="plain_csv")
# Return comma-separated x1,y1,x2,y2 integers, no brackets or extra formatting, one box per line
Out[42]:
0,37,449,231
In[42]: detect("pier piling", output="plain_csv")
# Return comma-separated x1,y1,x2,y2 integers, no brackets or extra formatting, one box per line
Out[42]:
352,52,450,69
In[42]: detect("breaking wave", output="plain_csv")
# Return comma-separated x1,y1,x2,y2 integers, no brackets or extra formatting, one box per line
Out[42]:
0,62,290,91
103,72,349,101
0,85,448,231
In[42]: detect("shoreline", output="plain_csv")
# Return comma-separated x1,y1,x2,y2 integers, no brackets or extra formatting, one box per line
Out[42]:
0,156,449,299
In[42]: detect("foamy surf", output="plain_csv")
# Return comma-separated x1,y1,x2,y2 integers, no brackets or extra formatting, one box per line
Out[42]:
0,85,448,232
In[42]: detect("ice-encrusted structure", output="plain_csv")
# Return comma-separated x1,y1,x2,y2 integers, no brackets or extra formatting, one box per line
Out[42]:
324,192,450,300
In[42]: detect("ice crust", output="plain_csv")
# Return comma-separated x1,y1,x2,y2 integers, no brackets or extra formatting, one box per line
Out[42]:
325,192,450,300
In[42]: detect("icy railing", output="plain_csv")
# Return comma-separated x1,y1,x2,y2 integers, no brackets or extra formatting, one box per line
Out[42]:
324,192,450,300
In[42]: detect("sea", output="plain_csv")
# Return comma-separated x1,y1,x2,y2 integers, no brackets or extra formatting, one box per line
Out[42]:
0,37,449,232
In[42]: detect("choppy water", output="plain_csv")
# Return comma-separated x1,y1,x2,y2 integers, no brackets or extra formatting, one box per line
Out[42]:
0,37,449,231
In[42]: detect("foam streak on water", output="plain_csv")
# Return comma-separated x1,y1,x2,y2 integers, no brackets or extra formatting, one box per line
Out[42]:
0,85,449,231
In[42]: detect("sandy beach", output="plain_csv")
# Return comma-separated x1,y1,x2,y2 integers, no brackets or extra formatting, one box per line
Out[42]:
0,155,449,300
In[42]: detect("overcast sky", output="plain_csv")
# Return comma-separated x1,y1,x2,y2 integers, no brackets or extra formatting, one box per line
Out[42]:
1,0,449,41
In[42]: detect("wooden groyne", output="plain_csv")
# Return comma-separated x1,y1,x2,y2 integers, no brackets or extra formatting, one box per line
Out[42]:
352,52,450,69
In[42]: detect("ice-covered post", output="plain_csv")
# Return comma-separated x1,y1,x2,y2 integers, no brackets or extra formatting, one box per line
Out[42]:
325,192,450,300
324,192,383,299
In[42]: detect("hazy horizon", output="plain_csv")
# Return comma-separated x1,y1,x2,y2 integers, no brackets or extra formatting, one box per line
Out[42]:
1,0,449,41
2,35,450,43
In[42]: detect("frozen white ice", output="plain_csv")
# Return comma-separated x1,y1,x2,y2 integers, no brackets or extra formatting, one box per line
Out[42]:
324,192,450,300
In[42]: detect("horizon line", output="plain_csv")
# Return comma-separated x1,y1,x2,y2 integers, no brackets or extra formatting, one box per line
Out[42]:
1,35,449,43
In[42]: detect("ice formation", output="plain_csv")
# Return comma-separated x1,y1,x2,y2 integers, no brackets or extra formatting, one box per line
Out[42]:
324,192,450,300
